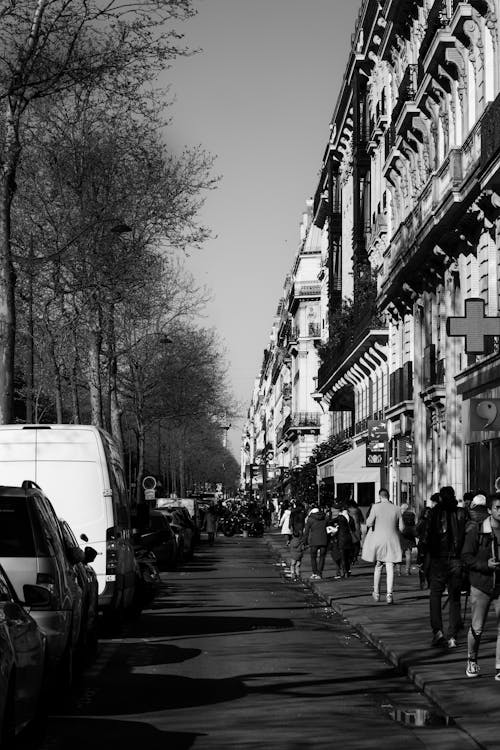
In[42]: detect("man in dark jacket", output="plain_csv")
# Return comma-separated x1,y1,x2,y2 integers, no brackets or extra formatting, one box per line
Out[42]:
304,507,328,580
462,495,500,679
420,485,466,648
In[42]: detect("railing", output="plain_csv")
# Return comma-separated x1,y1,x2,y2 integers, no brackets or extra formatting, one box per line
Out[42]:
318,309,386,390
288,412,321,429
355,417,369,434
293,281,322,297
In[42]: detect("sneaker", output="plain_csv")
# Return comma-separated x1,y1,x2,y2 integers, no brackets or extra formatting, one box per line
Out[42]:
334,575,342,580
372,591,380,602
465,659,480,678
386,593,393,604
447,637,457,649
310,573,320,580
431,630,446,647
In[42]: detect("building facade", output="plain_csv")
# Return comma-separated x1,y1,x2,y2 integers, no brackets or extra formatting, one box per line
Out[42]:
244,0,500,510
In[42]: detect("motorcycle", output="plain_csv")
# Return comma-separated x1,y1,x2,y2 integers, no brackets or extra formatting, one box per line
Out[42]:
132,545,161,611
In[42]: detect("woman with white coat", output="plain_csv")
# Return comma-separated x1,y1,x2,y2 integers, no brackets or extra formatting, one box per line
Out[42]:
362,488,404,604
279,504,293,546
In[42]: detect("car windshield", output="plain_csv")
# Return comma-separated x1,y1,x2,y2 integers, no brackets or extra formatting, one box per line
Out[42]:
0,497,36,557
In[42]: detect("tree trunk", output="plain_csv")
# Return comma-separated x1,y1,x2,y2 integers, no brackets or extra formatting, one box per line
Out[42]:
48,335,63,423
88,328,103,427
135,422,145,505
70,331,81,424
0,114,20,424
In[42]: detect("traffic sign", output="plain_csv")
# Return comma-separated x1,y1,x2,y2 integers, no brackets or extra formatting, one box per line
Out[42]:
142,476,157,490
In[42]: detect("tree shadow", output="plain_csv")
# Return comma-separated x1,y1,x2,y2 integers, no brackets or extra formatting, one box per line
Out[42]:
28,717,203,750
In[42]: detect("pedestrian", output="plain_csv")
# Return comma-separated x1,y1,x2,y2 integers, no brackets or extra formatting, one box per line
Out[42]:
304,506,328,580
416,493,440,589
327,504,354,579
289,530,306,581
361,488,403,604
346,498,363,564
290,501,306,536
467,493,489,528
203,502,218,546
279,503,293,545
399,502,417,575
462,494,500,679
418,485,466,648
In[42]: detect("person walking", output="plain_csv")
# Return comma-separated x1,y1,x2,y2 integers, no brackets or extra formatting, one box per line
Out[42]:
399,502,417,575
304,506,328,580
203,503,218,546
289,530,306,581
362,488,403,604
328,505,354,579
347,499,363,564
418,485,466,648
279,503,293,546
462,494,500,679
290,502,306,536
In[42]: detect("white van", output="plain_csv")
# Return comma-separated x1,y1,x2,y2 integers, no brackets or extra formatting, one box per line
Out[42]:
0,425,135,621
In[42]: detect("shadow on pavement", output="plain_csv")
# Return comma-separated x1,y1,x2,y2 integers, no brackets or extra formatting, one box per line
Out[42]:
43,718,203,750
126,613,295,638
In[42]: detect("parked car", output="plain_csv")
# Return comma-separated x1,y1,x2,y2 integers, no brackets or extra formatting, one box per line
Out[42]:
59,519,99,650
0,564,49,746
0,483,83,689
0,424,136,626
131,510,178,570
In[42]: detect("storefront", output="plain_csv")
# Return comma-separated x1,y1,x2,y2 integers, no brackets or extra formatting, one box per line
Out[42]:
317,443,382,511
456,356,500,495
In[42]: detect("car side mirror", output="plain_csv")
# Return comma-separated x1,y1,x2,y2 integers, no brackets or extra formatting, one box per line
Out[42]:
67,546,85,565
84,546,98,563
23,584,53,610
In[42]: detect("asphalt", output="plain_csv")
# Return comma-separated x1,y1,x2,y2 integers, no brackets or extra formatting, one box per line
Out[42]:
265,529,500,750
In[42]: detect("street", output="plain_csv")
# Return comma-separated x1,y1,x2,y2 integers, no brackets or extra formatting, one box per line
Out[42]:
37,536,480,750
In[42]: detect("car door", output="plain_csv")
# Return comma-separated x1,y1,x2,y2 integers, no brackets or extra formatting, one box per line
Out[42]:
0,567,44,728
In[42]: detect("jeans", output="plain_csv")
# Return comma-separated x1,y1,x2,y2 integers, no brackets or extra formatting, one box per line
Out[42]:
310,545,326,576
429,557,463,638
467,586,500,667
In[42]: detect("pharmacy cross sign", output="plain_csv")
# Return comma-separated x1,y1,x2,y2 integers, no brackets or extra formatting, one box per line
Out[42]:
446,298,500,354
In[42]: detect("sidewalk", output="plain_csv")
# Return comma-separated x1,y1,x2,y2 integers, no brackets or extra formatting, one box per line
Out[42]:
265,530,500,750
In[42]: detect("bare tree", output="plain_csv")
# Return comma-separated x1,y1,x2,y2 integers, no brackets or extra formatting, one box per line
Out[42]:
0,0,196,421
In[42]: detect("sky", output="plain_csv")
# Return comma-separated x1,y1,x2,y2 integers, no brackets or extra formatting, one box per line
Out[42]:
163,0,361,458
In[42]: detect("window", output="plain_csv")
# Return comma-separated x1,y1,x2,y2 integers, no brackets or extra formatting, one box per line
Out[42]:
0,498,36,557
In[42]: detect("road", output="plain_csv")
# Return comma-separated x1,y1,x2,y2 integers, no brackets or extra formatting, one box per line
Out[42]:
38,536,481,750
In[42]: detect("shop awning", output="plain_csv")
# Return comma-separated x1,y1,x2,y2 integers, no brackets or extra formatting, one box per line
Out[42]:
318,444,381,484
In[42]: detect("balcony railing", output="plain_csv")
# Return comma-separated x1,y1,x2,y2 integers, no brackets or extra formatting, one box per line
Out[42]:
293,282,321,298
286,412,321,431
318,309,386,391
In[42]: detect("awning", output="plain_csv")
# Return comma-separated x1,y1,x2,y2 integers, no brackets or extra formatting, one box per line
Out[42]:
319,443,381,485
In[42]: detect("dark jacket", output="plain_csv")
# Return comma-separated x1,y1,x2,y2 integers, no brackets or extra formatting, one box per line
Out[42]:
290,508,306,535
328,514,354,557
304,510,328,547
419,498,466,560
462,517,500,596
